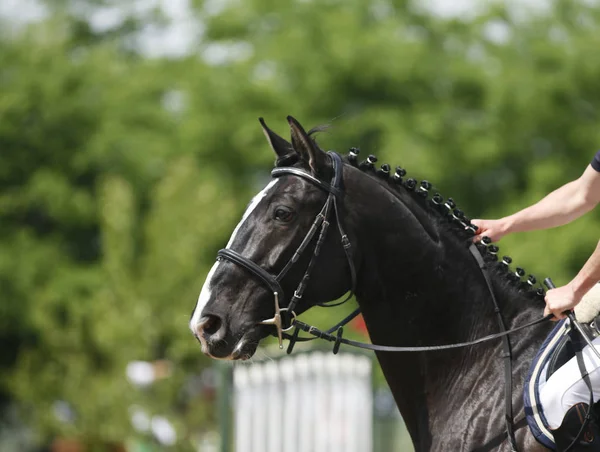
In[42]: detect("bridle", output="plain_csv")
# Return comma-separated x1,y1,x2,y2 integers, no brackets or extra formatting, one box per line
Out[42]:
216,151,357,348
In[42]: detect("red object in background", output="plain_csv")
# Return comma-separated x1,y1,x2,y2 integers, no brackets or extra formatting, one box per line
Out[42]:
51,439,82,452
350,313,369,337
51,439,126,452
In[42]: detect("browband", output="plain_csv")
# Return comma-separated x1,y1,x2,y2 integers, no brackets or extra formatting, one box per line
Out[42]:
271,167,343,197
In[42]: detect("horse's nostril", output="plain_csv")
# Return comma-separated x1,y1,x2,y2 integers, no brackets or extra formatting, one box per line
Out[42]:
199,315,222,337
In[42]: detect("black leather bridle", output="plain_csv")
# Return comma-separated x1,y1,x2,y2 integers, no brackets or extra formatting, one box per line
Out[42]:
216,151,357,348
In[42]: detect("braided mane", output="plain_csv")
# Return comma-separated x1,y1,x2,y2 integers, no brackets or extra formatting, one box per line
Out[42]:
342,147,547,304
274,124,547,304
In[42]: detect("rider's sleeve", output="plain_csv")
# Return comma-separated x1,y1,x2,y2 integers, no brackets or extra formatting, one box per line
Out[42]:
592,151,600,172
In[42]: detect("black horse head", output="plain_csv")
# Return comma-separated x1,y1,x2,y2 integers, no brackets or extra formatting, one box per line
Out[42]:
190,116,355,360
190,116,553,451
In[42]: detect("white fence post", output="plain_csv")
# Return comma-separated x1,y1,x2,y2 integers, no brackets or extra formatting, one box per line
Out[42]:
232,351,373,452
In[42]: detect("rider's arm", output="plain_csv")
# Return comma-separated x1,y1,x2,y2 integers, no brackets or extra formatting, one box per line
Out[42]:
545,240,600,319
503,165,600,233
473,153,600,242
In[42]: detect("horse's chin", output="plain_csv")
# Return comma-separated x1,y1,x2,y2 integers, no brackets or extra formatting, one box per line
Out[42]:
202,328,264,361
229,336,260,361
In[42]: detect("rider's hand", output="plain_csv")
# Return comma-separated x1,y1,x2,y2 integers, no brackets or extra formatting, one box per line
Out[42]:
544,284,581,321
471,219,508,243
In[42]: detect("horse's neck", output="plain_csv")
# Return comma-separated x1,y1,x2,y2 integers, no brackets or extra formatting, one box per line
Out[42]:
344,166,542,344
346,171,503,345
345,168,551,449
354,221,505,384
354,230,502,449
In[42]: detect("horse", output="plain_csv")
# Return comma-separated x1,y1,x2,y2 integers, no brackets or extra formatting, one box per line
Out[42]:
189,116,556,451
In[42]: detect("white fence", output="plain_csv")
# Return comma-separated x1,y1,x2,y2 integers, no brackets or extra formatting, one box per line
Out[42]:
232,351,373,452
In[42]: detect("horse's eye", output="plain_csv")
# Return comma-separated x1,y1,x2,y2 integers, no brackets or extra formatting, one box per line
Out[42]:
274,207,295,222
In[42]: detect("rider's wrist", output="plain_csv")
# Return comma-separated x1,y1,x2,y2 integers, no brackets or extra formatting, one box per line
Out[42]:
499,217,513,236
569,278,593,301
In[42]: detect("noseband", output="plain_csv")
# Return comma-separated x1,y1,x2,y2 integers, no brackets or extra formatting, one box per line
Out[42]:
216,151,357,348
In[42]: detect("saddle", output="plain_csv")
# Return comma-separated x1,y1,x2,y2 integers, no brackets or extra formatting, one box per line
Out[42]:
546,284,600,378
549,284,600,375
524,283,600,450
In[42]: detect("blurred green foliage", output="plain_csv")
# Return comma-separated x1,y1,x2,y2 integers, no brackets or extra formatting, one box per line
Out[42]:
1,0,600,450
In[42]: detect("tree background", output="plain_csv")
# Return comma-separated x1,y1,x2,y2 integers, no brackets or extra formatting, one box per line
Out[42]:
1,0,600,450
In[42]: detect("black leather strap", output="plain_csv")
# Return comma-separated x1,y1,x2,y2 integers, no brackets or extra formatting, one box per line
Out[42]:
289,315,552,351
330,151,357,302
217,249,284,298
271,167,343,197
276,207,327,282
564,328,595,452
469,244,518,452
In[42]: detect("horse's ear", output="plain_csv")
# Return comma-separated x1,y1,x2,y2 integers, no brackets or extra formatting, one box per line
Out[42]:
259,117,295,164
287,116,328,175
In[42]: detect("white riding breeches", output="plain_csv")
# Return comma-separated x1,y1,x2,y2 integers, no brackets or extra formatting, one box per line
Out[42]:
539,335,600,429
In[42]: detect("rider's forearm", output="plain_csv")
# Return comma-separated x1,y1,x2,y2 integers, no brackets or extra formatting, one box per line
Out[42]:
570,240,600,300
500,178,596,235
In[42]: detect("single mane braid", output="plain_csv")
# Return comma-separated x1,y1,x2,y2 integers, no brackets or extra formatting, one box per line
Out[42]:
344,146,547,302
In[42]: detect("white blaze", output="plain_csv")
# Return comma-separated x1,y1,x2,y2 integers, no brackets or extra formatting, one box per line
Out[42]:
190,179,279,330
225,179,279,249
190,261,220,331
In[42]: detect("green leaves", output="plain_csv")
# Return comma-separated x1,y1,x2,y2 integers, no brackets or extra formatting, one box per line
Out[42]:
3,0,600,449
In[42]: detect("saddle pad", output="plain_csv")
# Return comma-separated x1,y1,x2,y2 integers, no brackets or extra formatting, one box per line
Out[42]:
523,318,569,450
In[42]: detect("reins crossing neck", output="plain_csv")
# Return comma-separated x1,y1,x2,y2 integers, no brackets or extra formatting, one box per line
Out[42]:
470,243,518,452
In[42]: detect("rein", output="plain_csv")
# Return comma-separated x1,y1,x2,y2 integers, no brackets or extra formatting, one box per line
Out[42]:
286,312,553,353
470,242,518,451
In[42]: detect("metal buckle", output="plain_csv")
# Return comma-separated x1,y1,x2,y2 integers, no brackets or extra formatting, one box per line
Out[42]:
279,308,297,332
